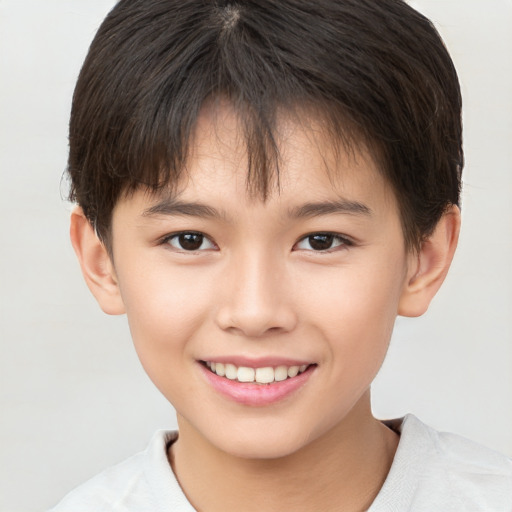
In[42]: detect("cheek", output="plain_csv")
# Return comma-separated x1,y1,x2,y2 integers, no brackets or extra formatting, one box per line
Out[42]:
300,257,406,366
303,260,403,321
116,263,216,370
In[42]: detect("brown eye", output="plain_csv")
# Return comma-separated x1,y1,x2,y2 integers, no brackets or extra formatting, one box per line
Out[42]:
179,233,204,250
166,232,215,251
308,234,334,251
295,233,351,252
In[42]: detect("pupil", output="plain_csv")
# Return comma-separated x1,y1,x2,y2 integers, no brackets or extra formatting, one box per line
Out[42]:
179,233,203,250
309,234,333,250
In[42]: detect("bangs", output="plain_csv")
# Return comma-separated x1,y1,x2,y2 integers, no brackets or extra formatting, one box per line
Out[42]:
68,0,462,252
68,1,365,204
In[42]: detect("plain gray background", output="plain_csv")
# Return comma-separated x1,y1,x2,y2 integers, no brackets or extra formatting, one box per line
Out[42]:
1,1,511,511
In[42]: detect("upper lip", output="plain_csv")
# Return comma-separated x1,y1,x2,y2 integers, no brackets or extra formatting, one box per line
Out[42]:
199,356,315,368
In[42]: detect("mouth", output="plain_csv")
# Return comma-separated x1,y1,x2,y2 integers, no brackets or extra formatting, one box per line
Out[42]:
201,361,314,385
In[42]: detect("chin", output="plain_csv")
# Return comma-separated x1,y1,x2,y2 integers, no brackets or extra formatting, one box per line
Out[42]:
223,437,307,460
204,420,320,461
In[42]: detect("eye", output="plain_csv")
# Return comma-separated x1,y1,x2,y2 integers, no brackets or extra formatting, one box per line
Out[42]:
164,232,216,251
295,233,351,252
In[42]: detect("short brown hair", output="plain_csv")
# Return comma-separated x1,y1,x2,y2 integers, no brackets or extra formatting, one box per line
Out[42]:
68,0,463,251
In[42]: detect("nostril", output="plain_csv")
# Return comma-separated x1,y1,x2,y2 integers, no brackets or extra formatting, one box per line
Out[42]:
215,303,298,337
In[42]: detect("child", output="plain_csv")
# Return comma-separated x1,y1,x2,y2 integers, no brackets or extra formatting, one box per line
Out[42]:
51,0,512,510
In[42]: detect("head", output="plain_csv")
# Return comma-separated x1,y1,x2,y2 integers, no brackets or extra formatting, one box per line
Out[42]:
69,0,462,458
68,0,462,254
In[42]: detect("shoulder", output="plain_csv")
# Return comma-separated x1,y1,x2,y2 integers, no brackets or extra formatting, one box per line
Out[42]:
48,430,193,512
48,449,147,512
370,415,512,512
397,414,512,474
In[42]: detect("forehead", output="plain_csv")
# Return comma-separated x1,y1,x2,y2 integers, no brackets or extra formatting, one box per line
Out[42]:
174,102,395,209
117,101,398,220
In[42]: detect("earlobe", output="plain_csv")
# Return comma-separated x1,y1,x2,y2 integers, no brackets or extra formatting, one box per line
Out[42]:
69,207,125,315
398,205,461,317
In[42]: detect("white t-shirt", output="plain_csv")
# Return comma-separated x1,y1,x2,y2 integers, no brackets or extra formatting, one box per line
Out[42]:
49,415,512,511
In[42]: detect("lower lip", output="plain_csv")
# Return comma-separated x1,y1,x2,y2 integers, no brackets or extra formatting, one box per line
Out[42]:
199,363,315,406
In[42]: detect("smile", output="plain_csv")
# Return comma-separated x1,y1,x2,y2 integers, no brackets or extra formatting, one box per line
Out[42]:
203,361,311,384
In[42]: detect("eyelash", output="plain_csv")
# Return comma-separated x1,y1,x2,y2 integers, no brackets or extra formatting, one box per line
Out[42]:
294,232,354,253
160,231,217,252
160,231,353,253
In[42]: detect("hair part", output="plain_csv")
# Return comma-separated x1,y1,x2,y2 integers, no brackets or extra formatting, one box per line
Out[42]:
68,0,463,252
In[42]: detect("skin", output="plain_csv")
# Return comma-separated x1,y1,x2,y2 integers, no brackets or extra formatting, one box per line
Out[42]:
71,103,460,511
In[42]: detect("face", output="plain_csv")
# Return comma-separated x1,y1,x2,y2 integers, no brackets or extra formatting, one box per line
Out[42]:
109,104,415,459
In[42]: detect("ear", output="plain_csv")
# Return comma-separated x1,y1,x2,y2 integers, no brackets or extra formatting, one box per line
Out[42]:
69,207,125,315
398,205,461,317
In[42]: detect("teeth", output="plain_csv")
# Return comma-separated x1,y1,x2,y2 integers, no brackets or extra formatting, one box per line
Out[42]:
215,363,225,377
225,364,237,380
206,361,311,384
287,366,299,378
255,367,274,384
274,366,288,382
237,366,255,382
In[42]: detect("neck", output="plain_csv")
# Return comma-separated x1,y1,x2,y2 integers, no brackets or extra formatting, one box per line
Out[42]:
169,392,398,512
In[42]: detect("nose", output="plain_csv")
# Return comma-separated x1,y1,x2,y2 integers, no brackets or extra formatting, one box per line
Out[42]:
215,252,298,338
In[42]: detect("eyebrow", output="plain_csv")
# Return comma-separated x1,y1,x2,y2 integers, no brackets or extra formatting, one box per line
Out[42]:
288,200,372,218
142,197,372,220
142,199,226,219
